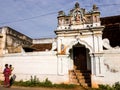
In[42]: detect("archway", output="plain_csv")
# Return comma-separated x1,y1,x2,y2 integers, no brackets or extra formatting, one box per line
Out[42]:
69,42,91,86
72,42,91,71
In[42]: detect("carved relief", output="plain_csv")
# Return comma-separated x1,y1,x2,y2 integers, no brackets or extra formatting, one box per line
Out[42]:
104,62,119,73
103,38,120,50
58,18,62,25
60,44,68,55
51,40,57,51
72,9,84,25
57,2,100,27
103,38,112,49
74,11,81,24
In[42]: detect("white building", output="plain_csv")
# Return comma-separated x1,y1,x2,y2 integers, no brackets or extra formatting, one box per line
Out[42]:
0,2,120,88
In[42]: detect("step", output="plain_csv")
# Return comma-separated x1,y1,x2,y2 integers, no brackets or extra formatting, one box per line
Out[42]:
77,75,91,79
75,71,91,77
71,70,91,74
69,75,77,79
69,79,79,85
70,82,79,85
74,70,91,74
78,79,91,83
73,65,77,70
69,72,76,76
70,79,78,82
81,82,91,87
80,76,90,79
69,69,91,87
75,72,83,76
74,70,80,73
69,70,74,73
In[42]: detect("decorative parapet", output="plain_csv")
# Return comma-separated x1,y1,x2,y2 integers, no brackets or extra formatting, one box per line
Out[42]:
56,2,101,30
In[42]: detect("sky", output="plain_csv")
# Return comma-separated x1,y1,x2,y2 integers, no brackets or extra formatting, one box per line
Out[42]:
0,0,120,39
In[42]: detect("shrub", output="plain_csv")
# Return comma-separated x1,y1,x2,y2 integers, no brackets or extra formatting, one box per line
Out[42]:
98,82,120,90
13,76,76,89
99,84,113,90
113,82,120,90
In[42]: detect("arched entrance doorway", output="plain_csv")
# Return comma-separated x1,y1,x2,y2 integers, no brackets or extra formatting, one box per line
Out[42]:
69,42,91,87
73,45,87,70
72,43,91,71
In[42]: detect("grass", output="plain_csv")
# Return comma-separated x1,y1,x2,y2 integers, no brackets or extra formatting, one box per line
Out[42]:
4,76,78,89
13,80,76,89
90,82,120,90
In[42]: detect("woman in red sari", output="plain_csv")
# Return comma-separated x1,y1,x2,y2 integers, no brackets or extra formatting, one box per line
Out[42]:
3,64,11,87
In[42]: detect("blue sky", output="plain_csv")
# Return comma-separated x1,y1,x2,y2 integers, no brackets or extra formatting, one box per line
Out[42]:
0,0,120,39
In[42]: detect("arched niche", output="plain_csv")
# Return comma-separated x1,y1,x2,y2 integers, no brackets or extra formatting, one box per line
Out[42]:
66,38,92,55
67,39,91,71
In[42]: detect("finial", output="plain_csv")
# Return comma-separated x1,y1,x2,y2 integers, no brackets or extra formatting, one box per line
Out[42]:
93,4,98,11
58,11,65,16
75,2,80,8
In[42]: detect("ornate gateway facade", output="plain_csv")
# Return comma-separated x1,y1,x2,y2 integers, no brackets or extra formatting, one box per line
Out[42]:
55,2,104,87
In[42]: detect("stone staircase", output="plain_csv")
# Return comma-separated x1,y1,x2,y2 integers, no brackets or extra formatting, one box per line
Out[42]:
69,69,91,88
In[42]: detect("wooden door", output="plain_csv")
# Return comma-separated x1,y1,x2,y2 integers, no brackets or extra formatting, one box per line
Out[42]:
73,46,87,70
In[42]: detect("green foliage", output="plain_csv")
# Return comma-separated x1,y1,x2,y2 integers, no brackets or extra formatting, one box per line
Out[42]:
113,82,120,90
97,82,120,90
98,84,113,90
13,76,76,89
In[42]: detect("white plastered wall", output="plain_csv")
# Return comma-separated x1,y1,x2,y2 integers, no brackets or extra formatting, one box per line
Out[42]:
0,51,69,84
91,50,120,87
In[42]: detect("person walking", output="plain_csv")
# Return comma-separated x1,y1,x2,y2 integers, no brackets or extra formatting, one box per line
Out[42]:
9,65,14,72
3,64,11,88
9,64,15,86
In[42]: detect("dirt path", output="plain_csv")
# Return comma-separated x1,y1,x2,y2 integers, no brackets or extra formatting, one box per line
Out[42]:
0,86,87,90
12,86,87,90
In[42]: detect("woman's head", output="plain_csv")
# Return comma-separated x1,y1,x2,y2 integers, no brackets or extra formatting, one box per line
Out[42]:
5,64,8,67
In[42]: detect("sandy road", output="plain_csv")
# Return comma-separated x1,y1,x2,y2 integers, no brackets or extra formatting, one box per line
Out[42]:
0,86,87,90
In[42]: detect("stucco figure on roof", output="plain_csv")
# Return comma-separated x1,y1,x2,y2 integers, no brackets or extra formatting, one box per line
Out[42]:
57,2,101,30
